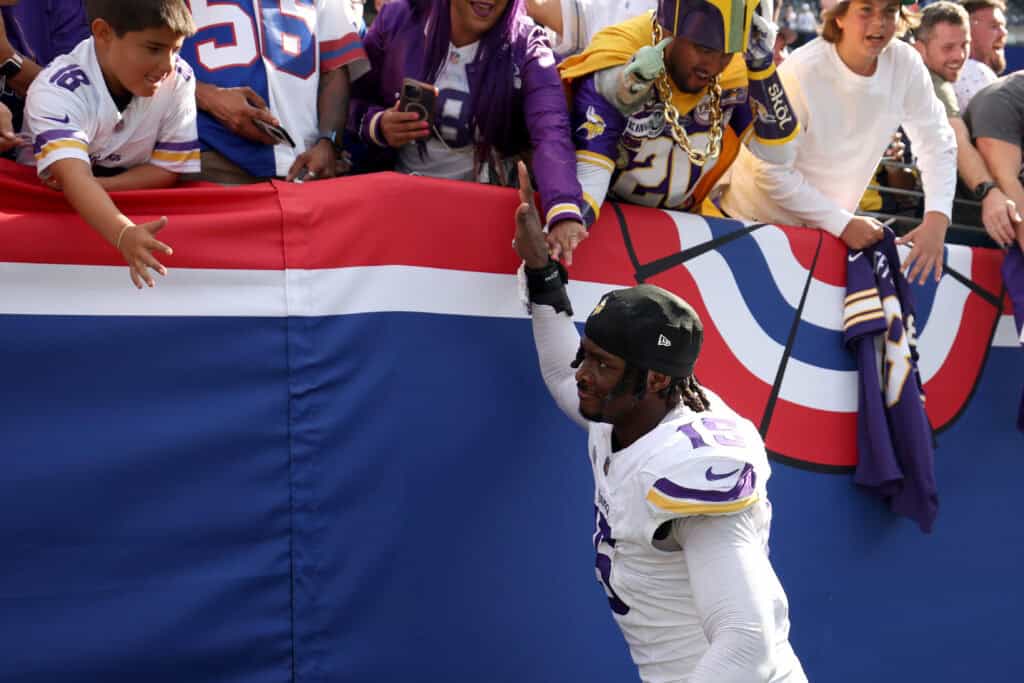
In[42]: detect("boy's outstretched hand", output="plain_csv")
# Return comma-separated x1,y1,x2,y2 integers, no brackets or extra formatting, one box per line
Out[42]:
117,217,173,289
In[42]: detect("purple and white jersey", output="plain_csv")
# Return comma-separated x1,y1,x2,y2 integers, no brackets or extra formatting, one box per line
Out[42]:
1002,246,1024,431
587,391,791,680
843,230,938,532
20,38,199,177
571,71,752,221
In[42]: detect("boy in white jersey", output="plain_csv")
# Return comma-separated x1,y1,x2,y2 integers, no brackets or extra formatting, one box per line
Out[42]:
512,162,806,682
20,0,198,289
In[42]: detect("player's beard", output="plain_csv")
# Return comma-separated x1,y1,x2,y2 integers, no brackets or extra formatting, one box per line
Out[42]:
577,382,610,422
577,381,639,423
669,63,709,94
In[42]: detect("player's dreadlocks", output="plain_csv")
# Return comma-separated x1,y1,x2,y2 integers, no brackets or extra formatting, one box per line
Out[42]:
617,365,711,413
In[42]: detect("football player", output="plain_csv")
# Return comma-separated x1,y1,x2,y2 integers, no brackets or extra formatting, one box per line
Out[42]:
512,161,807,682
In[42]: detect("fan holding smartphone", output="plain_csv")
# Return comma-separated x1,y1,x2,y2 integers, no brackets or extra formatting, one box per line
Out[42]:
377,77,436,148
351,0,587,263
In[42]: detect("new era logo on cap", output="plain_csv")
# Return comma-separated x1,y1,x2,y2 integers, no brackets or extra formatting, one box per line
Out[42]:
657,334,672,347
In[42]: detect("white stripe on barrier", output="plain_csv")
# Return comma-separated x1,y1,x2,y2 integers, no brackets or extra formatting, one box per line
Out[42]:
0,262,620,322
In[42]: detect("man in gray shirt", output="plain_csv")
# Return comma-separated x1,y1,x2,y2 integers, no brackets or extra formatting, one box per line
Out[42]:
965,72,1024,250
914,1,1019,246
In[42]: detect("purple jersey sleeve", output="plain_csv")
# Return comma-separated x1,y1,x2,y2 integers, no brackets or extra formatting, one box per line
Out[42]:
570,75,627,165
843,230,938,533
728,96,754,137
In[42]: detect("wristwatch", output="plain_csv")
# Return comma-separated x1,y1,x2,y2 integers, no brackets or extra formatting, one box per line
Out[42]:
973,180,998,201
0,51,24,80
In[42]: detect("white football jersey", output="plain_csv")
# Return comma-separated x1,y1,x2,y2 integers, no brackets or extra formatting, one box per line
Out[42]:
588,392,799,682
553,0,657,56
21,37,199,176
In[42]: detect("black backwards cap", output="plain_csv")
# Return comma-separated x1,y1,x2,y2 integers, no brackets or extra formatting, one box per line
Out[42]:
584,284,703,378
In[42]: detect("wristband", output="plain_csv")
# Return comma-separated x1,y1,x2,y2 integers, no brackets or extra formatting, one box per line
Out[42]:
116,224,135,250
525,260,573,315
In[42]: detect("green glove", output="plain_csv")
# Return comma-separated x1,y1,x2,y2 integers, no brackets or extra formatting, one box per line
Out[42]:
623,38,671,86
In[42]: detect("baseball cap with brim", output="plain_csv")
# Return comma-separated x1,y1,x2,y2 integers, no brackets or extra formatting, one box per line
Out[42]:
584,285,704,379
658,0,759,53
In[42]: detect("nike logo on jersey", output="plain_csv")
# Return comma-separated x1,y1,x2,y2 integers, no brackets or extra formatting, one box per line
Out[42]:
848,252,863,263
705,466,740,481
657,334,672,347
43,114,71,124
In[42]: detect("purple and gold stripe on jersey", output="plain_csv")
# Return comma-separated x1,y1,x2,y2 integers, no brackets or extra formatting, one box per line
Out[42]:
844,288,884,332
33,128,89,162
320,34,366,73
151,140,201,165
545,202,583,227
646,464,758,515
576,150,615,173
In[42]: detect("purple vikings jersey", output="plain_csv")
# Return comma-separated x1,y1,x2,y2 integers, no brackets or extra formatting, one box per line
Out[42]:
843,230,938,533
572,73,752,214
1003,246,1024,431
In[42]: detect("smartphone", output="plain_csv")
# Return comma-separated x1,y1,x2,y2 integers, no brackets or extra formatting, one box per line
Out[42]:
252,118,296,148
398,77,438,125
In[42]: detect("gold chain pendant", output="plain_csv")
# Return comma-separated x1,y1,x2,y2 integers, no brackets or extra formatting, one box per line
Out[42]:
651,16,724,167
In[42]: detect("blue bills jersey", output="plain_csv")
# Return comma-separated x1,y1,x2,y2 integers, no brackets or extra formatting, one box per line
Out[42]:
843,230,938,532
181,0,367,178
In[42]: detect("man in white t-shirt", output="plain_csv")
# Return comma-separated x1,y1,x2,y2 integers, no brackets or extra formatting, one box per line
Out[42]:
953,0,1007,112
180,0,369,184
512,161,807,683
20,0,199,290
526,0,657,56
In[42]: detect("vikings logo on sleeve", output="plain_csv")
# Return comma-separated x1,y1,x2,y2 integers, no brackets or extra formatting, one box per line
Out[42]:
578,106,608,141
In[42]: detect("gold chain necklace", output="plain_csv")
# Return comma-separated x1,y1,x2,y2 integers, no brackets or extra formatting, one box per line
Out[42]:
651,16,724,166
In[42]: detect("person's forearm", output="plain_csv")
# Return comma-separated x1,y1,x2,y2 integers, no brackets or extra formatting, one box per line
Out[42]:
0,43,42,97
531,302,587,429
59,168,133,246
97,164,179,192
753,162,852,236
525,0,563,36
317,67,351,136
194,80,219,113
953,119,994,189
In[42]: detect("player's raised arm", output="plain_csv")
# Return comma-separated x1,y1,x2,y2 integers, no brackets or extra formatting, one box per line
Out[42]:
514,162,587,429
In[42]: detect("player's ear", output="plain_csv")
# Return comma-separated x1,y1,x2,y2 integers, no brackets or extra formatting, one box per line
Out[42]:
647,371,671,394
